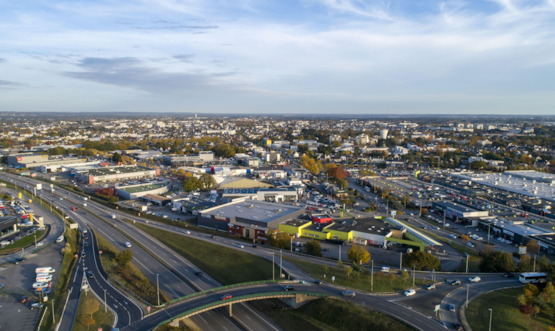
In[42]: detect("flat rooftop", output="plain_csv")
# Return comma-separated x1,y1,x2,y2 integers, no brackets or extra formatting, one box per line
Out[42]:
201,201,303,223
81,165,152,176
118,182,169,193
283,219,311,227
326,218,395,235
486,218,552,237
434,201,484,213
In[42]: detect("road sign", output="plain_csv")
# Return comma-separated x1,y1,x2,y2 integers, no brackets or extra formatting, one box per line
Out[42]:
434,304,441,312
147,306,151,312
332,276,335,283
99,251,102,255
391,211,396,216
75,254,78,258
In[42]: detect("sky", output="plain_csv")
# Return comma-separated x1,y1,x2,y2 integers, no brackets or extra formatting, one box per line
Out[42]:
1,0,555,114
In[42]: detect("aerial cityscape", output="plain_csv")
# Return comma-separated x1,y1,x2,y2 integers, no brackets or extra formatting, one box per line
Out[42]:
2,1,555,331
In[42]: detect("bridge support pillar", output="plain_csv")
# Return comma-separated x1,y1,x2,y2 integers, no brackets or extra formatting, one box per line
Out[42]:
169,320,180,327
229,303,232,317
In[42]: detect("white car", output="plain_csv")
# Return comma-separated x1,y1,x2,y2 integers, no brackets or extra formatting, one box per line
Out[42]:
32,282,49,289
237,244,244,248
466,243,474,248
185,231,191,234
469,276,481,283
36,242,44,247
404,289,416,296
449,234,457,239
125,242,132,248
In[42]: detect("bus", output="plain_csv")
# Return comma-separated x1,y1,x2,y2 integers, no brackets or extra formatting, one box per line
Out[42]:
519,272,548,284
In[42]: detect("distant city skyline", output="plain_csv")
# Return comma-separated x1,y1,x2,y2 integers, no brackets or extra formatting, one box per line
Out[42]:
1,0,555,114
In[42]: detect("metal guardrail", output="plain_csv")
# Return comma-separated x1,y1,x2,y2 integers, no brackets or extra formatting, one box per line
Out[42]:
158,291,331,327
167,280,293,304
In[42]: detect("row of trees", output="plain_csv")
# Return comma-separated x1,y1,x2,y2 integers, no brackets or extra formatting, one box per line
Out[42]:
182,174,218,191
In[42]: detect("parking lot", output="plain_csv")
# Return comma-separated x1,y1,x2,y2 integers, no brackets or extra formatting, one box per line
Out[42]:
0,296,42,331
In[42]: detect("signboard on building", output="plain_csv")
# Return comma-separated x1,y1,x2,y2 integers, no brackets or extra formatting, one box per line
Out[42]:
519,246,527,255
214,215,227,221
17,157,22,162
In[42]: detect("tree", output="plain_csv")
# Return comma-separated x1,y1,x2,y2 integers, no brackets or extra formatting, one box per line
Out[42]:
527,240,540,256
81,315,96,330
269,231,291,249
112,152,122,163
336,178,349,189
108,196,119,203
460,234,470,242
82,293,100,318
479,250,515,272
337,260,343,268
344,266,353,277
402,251,441,271
517,254,534,272
401,270,409,283
347,244,371,265
182,176,203,191
328,166,347,179
305,240,322,257
115,249,133,266
520,304,535,316
388,273,397,285
199,173,218,190
323,264,329,275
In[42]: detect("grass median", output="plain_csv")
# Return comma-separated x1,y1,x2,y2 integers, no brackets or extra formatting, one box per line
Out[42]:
256,298,416,331
135,223,280,285
466,287,551,331
284,257,431,292
0,230,44,255
72,291,114,331
96,232,169,304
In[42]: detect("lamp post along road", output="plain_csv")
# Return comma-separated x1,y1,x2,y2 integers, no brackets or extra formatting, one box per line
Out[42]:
488,308,493,331
157,274,160,306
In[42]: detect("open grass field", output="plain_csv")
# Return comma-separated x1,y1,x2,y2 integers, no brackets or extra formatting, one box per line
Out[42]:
284,257,431,293
466,287,555,331
73,291,114,331
259,298,415,331
135,223,280,285
96,232,169,304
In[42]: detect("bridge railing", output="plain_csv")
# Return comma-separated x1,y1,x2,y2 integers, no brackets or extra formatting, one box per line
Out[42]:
158,291,331,328
168,280,295,304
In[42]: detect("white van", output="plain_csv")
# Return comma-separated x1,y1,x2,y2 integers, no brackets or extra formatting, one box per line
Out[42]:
125,242,132,248
36,267,56,274
36,276,52,282
32,282,49,289
56,236,64,243
36,273,52,278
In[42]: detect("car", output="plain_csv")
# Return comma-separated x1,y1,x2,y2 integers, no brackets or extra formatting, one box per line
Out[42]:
20,296,28,303
252,244,258,248
31,303,44,310
425,284,436,290
211,235,216,239
220,294,232,300
454,323,464,330
314,279,323,285
84,242,89,248
469,276,481,283
503,273,515,278
195,271,203,276
35,289,51,295
88,271,94,278
404,289,416,296
237,244,244,248
81,252,86,258
126,242,132,248
0,283,3,290
36,241,44,247
185,231,191,234
341,290,356,297
466,243,474,248
449,304,456,312
11,259,20,265
283,285,296,291
451,280,461,286
83,229,88,234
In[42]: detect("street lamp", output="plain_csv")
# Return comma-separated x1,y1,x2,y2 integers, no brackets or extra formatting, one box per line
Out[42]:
488,308,493,331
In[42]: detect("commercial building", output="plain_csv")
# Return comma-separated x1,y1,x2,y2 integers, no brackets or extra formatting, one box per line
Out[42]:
216,177,273,189
75,165,159,184
163,152,214,166
198,201,305,242
7,153,88,170
115,181,172,200
432,201,489,223
221,187,299,202
0,216,18,238
478,218,555,250
141,194,171,206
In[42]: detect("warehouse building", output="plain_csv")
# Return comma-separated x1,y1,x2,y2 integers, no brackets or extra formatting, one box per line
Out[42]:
115,181,172,200
478,218,555,249
7,153,88,170
432,201,489,224
198,201,305,242
75,165,159,184
0,216,18,238
221,187,298,202
163,152,214,166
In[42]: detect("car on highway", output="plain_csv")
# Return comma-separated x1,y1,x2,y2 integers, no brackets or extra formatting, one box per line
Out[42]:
31,303,44,310
283,285,295,291
125,242,132,248
451,280,461,286
449,304,456,312
252,244,258,248
454,323,464,330
81,252,86,258
404,289,416,296
211,235,216,239
466,243,475,248
35,289,50,295
185,231,191,234
220,294,233,300
11,259,20,265
195,271,203,276
88,271,94,279
84,242,89,248
237,244,244,248
469,276,481,283
503,273,515,278
425,284,436,290
341,290,356,297
314,279,323,285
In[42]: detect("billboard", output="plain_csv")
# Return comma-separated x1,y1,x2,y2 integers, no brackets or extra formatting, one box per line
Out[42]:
16,157,22,162
519,246,527,255
214,215,227,221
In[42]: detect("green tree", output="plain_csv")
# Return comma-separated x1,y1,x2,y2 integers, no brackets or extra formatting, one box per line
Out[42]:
269,232,291,249
199,173,218,190
182,177,203,191
112,152,122,163
344,266,353,277
115,249,133,266
401,270,409,283
82,293,100,318
402,251,441,271
527,240,540,256
347,244,371,265
305,240,322,257
479,250,515,272
323,264,329,275
517,254,534,272
337,260,344,268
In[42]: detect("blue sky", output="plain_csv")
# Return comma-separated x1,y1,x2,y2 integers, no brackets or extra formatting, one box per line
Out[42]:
1,0,555,114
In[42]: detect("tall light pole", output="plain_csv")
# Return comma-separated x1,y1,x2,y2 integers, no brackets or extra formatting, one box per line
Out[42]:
157,274,160,306
371,260,374,292
280,250,282,279
466,284,470,308
488,308,493,331
52,299,55,323
34,235,36,253
272,252,275,281
104,290,107,313
412,265,416,287
400,252,402,270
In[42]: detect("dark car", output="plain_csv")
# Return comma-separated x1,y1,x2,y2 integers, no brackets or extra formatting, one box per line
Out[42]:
19,296,28,304
195,271,203,276
211,235,216,239
314,279,323,285
503,273,515,278
451,280,461,286
84,242,89,248
252,244,258,248
81,252,86,258
454,323,463,330
16,257,25,262
283,285,295,291
87,271,94,279
11,259,20,265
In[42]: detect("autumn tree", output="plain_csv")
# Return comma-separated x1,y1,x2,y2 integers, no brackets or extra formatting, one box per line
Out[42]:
328,166,347,179
199,173,218,190
527,240,540,256
347,244,371,265
115,249,133,266
81,316,96,330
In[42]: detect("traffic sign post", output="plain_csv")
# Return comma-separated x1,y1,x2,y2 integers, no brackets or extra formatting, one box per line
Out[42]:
99,251,102,255
147,306,151,314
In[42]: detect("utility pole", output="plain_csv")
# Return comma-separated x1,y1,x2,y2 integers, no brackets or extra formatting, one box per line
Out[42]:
443,211,446,229
466,284,470,308
104,290,107,313
413,265,416,287
466,256,469,274
280,250,282,279
487,223,490,245
52,299,55,323
371,260,374,292
400,252,402,270
533,255,536,272
157,274,160,306
272,252,275,281
339,245,341,261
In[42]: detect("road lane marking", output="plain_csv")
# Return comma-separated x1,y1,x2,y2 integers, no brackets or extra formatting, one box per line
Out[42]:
165,284,179,298
133,257,154,275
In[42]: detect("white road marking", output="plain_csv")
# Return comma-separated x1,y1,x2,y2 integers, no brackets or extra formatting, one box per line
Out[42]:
165,284,179,298
133,257,154,275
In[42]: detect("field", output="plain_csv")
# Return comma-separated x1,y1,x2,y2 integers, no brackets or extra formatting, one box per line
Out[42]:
466,287,555,331
72,291,114,331
284,257,431,292
96,232,169,304
256,298,416,331
135,223,280,285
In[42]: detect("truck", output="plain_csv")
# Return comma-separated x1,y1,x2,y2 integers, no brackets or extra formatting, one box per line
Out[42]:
71,207,77,211
36,267,56,274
